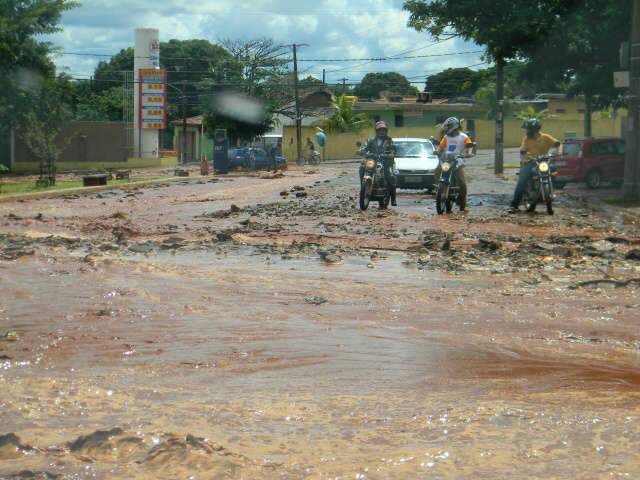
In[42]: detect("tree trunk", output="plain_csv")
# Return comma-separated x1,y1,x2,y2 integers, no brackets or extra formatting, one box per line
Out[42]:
624,0,640,200
494,58,505,175
584,93,593,138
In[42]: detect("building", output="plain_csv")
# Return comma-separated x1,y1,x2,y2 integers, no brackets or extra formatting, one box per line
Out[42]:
353,95,483,129
172,115,210,163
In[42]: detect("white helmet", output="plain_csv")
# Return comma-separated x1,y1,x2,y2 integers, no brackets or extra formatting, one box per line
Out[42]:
443,117,461,135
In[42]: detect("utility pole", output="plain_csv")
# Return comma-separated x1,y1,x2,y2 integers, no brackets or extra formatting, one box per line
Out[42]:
322,69,326,85
494,58,505,175
182,77,188,165
624,0,640,200
339,77,348,95
286,43,308,165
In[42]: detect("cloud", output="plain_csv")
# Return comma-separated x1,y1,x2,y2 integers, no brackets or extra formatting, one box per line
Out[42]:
48,0,486,84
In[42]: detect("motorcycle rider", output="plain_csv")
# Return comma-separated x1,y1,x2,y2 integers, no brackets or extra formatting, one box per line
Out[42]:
437,117,473,211
509,119,561,213
361,121,397,206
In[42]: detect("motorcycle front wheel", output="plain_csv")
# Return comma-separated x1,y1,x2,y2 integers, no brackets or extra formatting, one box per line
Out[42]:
436,184,449,215
359,182,371,211
543,183,554,215
379,192,390,210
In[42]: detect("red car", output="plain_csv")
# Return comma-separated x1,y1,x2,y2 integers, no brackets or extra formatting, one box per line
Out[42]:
553,137,625,189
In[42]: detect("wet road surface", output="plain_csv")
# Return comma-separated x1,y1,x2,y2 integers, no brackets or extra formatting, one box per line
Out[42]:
1,163,640,479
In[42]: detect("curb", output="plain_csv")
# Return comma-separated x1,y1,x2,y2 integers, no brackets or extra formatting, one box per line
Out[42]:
0,175,212,204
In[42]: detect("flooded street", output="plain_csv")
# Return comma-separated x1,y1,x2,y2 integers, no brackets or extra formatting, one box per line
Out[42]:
1,163,640,479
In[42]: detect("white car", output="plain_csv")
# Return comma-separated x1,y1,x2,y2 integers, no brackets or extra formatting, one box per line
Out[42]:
393,138,440,191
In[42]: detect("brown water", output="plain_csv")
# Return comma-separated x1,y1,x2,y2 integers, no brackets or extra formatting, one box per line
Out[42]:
1,166,640,479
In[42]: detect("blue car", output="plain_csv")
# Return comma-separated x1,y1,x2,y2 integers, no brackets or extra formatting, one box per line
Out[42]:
229,147,286,170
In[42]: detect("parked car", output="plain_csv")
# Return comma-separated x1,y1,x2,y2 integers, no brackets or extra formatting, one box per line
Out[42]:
553,137,625,189
229,147,286,170
393,138,440,191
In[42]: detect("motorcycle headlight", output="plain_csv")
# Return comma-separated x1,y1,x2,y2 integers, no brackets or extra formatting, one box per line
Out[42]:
366,160,375,169
441,162,451,172
538,162,550,173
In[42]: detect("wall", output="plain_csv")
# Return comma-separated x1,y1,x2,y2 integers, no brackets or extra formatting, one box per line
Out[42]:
284,116,625,161
15,122,129,166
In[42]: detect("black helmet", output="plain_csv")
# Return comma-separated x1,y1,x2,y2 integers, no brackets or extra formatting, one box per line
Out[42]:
443,117,461,135
522,118,542,132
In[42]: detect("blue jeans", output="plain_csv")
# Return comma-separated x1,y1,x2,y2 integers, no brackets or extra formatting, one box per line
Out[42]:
511,162,536,208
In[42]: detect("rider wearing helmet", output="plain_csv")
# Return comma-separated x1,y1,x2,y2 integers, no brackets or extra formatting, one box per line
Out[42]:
509,119,561,213
437,117,474,211
361,121,397,206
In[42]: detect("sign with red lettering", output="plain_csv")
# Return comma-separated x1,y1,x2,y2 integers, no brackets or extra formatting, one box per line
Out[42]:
139,69,167,129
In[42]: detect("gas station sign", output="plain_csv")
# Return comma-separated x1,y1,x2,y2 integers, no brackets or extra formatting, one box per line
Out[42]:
139,69,167,129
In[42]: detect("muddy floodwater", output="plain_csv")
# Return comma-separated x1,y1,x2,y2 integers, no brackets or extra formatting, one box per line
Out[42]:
1,162,640,479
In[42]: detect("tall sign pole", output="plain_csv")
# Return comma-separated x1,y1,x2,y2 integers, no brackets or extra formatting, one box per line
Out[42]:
134,28,161,159
624,0,640,200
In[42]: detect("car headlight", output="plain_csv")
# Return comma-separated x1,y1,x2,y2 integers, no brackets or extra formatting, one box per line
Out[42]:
394,168,399,175
441,162,451,172
366,160,375,169
538,162,550,173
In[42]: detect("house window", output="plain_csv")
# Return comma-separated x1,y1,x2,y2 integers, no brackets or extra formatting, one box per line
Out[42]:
395,114,404,128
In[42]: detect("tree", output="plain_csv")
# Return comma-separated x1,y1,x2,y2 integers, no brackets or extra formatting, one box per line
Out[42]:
404,0,578,173
427,68,483,99
0,0,78,129
317,95,371,133
353,72,419,99
201,39,289,144
523,1,632,137
19,79,73,186
75,87,124,121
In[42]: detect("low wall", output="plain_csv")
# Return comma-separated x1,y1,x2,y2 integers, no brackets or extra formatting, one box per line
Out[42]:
283,117,625,160
11,156,178,174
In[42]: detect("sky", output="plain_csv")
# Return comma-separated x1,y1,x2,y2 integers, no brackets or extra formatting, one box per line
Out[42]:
48,0,488,86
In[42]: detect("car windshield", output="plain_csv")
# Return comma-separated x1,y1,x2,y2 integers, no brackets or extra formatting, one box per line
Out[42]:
394,141,434,157
563,143,582,156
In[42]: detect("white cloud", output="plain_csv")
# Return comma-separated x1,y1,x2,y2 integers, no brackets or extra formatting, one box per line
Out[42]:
48,0,486,84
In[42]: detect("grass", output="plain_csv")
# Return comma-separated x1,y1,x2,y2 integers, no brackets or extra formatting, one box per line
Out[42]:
0,176,171,197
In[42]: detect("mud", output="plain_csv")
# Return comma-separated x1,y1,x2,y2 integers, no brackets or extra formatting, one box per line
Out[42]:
1,163,639,478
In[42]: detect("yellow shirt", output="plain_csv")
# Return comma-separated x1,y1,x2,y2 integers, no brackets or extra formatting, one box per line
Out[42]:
520,133,559,158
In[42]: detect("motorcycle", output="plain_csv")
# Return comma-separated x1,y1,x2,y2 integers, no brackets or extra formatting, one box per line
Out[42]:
360,152,391,211
436,155,465,214
309,150,321,165
522,156,555,215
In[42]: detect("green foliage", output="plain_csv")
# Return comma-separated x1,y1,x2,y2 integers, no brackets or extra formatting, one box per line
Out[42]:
75,87,124,121
403,0,576,61
427,68,483,99
0,0,78,128
19,79,73,183
317,95,371,133
523,1,632,110
353,72,418,100
516,106,553,122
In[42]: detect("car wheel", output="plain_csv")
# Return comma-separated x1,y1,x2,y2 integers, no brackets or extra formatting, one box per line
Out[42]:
586,169,602,189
